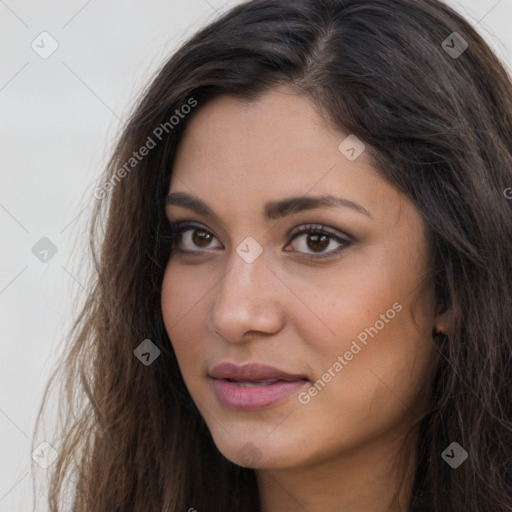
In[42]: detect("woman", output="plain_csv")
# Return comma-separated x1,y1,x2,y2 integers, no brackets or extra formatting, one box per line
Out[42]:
37,0,512,510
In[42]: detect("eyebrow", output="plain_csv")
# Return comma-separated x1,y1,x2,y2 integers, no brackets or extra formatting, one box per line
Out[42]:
165,191,372,221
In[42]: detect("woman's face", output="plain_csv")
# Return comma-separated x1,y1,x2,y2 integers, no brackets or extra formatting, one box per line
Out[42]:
161,87,439,470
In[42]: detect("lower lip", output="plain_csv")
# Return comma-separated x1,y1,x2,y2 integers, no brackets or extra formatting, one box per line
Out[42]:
211,378,307,410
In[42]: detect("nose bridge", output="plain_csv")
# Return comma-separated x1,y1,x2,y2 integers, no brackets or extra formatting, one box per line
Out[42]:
217,245,269,312
208,243,283,340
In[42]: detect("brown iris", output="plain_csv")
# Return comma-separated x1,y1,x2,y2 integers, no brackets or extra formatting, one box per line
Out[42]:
192,229,213,247
307,233,329,252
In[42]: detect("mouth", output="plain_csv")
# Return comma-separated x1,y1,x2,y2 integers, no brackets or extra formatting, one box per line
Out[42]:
224,379,281,387
209,362,309,410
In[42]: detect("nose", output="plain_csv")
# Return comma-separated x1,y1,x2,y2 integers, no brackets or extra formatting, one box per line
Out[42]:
207,247,285,343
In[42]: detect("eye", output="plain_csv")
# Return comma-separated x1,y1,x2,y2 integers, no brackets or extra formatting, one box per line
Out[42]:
165,221,352,260
285,224,352,259
167,221,222,252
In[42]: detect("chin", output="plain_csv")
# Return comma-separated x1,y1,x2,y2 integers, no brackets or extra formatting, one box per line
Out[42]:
210,429,308,469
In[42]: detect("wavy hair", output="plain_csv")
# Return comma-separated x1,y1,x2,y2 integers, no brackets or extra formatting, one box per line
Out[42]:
36,0,512,510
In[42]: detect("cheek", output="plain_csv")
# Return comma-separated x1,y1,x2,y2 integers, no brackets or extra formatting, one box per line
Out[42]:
310,324,435,450
160,265,211,370
289,256,435,424
299,297,434,441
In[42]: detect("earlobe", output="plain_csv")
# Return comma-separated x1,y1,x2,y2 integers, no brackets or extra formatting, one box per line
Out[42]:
433,303,451,337
433,325,444,336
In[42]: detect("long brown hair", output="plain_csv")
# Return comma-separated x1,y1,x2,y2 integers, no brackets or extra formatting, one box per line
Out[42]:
35,0,512,510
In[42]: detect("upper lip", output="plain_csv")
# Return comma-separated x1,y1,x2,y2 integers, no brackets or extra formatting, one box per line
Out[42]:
209,362,307,382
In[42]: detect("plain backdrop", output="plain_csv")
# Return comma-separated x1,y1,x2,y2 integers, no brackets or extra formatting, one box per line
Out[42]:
1,1,511,510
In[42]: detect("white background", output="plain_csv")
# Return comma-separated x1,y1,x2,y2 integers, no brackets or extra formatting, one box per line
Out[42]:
1,1,511,510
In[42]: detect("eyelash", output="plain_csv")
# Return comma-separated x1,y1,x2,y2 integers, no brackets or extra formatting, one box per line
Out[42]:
164,221,353,260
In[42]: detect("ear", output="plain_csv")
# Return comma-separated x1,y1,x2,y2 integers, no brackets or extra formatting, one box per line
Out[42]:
432,302,451,336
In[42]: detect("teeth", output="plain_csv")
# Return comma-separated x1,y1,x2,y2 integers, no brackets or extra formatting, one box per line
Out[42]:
231,380,277,387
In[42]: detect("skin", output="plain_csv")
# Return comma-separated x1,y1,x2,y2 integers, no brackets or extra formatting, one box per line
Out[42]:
161,87,447,512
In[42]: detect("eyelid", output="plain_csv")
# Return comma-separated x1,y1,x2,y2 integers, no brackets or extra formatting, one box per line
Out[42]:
287,223,353,243
166,220,353,258
167,220,222,251
285,224,353,260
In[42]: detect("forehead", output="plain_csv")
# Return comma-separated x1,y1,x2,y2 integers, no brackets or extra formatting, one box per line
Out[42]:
169,87,402,226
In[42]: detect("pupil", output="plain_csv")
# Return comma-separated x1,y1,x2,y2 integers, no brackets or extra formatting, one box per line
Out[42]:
307,233,329,252
193,229,212,247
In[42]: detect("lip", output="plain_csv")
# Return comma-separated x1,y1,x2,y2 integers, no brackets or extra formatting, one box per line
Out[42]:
209,362,307,381
209,362,309,410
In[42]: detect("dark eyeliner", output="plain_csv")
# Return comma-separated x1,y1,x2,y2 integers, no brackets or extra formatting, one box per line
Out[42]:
166,221,217,253
287,223,353,260
165,220,352,259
